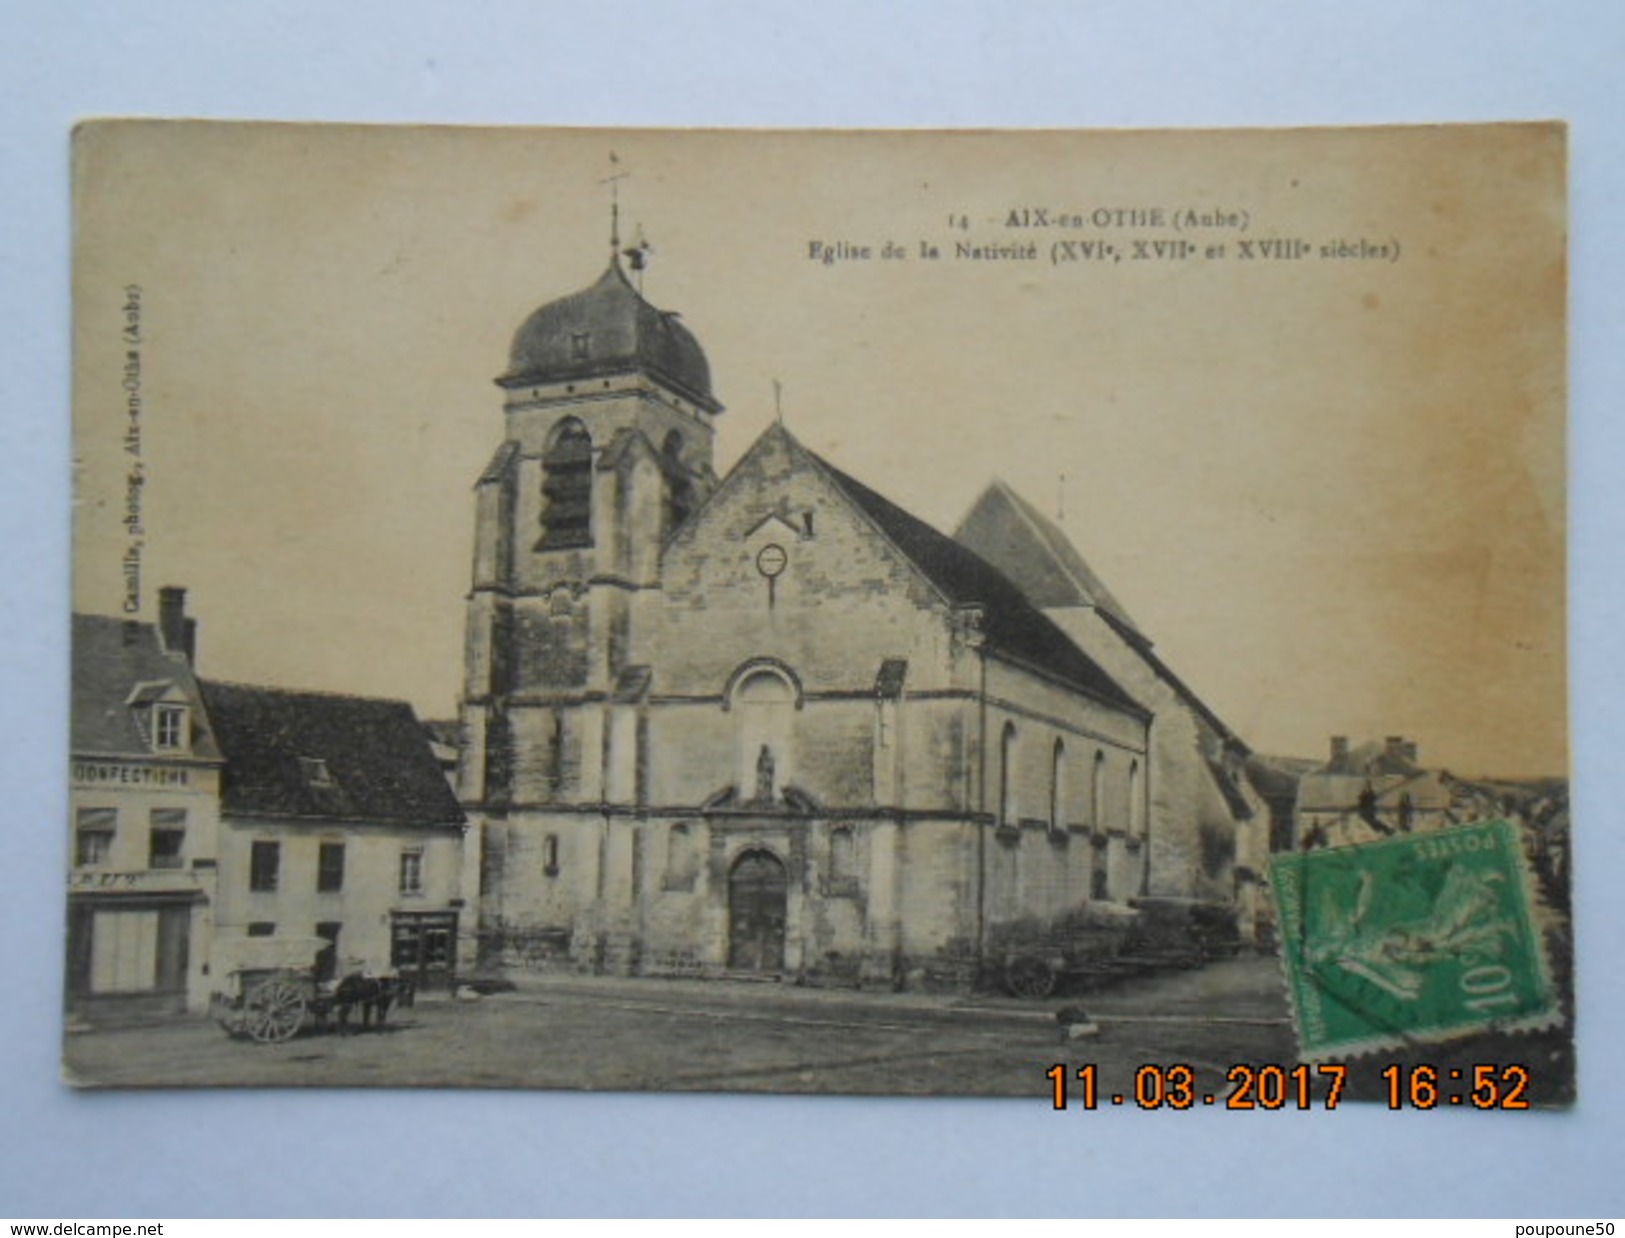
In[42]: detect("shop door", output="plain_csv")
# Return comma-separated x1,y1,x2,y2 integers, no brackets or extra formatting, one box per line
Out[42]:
727,850,787,972
391,912,457,991
154,904,190,995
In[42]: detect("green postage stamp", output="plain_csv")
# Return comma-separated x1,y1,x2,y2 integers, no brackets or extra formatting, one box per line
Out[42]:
1271,820,1559,1061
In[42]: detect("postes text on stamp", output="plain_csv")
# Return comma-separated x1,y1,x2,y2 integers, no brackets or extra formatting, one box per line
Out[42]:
1270,820,1557,1061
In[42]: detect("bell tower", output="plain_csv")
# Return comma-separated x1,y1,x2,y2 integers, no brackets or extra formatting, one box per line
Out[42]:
459,246,723,815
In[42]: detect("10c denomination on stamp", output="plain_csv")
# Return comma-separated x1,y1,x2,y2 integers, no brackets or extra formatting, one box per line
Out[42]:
1271,820,1558,1062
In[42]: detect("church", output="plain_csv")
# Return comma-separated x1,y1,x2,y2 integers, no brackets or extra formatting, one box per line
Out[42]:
457,239,1261,988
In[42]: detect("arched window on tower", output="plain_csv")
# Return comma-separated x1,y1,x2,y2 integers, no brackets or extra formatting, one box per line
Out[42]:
661,430,695,533
1050,739,1067,832
538,417,593,549
998,722,1017,827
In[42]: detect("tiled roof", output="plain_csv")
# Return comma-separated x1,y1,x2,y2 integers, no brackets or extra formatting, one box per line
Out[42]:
805,451,1144,715
71,614,220,760
954,481,1244,749
1244,753,1317,802
199,680,465,828
1095,608,1244,750
957,481,1141,630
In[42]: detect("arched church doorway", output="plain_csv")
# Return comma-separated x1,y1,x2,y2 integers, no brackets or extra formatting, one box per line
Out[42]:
727,849,788,973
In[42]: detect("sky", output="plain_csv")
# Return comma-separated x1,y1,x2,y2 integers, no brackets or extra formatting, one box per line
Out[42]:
71,122,1567,777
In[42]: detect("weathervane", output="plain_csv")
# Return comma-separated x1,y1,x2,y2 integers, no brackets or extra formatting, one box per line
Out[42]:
622,223,652,292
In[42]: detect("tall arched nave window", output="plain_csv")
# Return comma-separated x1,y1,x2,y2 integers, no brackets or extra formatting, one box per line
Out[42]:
998,722,1018,827
1091,750,1106,829
1050,738,1067,831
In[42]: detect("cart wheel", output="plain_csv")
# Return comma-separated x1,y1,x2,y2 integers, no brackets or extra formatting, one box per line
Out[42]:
245,978,307,1043
1006,956,1058,1000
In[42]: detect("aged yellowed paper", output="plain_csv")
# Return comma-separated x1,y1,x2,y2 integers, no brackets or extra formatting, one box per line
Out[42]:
68,123,1567,1103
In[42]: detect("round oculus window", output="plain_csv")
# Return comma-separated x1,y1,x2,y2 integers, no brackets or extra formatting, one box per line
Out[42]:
755,543,788,578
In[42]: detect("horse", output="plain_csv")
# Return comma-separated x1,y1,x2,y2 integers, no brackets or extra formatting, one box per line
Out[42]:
328,972,401,1034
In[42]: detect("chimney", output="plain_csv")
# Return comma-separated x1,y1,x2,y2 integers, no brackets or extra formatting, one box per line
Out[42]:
1385,735,1405,761
1330,736,1348,766
157,586,196,663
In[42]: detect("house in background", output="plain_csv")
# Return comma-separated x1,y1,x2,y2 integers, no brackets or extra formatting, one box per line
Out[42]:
1293,734,1498,849
68,588,222,1019
200,680,469,991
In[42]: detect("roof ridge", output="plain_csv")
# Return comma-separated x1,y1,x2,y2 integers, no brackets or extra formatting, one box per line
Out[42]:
990,481,1143,632
200,677,415,710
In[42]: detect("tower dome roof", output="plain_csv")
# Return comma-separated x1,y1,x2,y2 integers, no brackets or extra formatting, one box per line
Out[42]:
500,260,718,410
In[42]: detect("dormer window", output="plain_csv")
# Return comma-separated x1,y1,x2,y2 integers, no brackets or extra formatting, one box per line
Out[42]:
570,332,591,360
299,756,334,788
153,705,186,750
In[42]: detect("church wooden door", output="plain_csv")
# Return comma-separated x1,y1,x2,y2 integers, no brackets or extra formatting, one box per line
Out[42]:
727,850,787,972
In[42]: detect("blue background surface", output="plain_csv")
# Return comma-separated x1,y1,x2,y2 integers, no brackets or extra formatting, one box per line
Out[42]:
2,1,1621,1217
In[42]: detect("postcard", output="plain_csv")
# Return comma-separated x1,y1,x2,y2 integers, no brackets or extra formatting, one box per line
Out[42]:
66,122,1568,1104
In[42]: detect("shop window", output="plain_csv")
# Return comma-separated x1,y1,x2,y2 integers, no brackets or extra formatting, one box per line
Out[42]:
148,808,186,869
249,840,280,892
75,807,116,867
399,848,424,895
317,842,345,893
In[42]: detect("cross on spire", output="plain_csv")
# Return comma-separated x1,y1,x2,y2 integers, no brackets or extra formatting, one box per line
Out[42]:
601,150,630,253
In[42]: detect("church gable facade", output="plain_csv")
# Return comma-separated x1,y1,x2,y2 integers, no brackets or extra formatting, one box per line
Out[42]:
460,254,1158,987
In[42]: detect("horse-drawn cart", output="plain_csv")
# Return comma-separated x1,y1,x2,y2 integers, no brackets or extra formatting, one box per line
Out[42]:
210,935,330,1043
211,936,412,1042
998,898,1243,998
